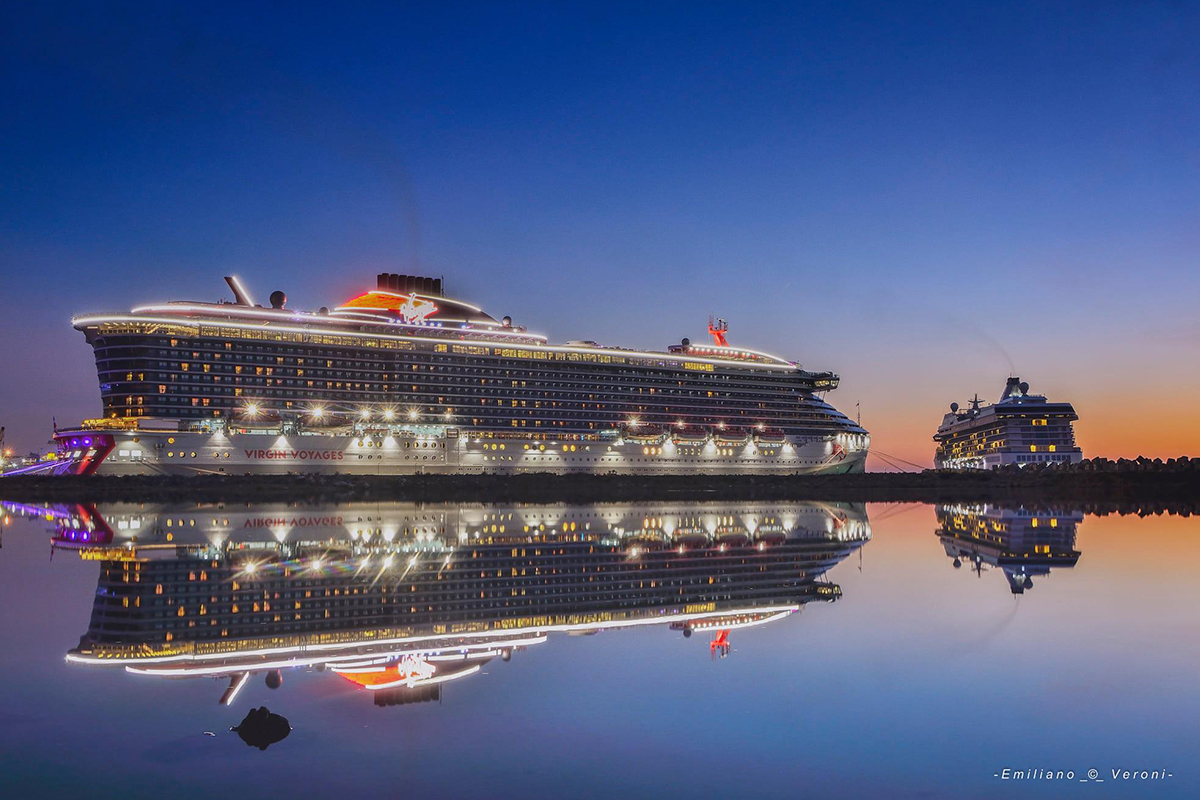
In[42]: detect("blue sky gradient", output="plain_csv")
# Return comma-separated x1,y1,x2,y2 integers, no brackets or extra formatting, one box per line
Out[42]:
2,2,1197,460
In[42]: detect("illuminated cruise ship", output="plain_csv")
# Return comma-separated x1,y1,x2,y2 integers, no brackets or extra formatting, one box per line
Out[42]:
933,377,1082,469
41,274,868,475
11,499,870,705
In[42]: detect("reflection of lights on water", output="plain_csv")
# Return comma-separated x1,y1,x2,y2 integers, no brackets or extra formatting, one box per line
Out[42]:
67,608,796,673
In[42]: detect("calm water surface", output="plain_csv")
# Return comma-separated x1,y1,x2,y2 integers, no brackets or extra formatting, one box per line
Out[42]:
0,499,1195,799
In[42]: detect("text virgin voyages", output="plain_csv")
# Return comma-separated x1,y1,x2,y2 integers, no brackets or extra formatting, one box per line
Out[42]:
45,273,869,476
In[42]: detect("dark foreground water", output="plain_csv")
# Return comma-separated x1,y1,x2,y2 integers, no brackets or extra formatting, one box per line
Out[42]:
0,499,1195,800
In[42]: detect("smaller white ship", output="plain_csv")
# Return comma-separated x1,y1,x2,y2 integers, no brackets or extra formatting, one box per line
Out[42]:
934,377,1082,469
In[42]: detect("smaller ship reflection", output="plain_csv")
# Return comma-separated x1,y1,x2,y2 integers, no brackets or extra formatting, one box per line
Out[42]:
8,499,871,707
936,504,1082,594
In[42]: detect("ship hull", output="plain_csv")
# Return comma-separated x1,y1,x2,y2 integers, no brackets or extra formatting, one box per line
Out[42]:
50,426,868,476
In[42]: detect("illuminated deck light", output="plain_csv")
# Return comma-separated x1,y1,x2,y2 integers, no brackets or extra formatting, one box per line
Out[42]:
382,409,395,421
310,407,325,420
359,408,372,420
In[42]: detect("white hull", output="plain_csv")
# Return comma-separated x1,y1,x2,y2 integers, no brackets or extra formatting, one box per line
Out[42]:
55,425,869,476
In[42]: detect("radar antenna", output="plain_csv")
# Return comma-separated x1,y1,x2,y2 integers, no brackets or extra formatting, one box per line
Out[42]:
707,315,729,347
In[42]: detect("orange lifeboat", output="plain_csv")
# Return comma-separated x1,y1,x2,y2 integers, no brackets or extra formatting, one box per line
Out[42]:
753,426,787,445
670,425,710,445
714,426,751,446
621,423,667,444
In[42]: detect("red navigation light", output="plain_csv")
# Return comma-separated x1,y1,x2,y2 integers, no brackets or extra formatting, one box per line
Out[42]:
708,315,729,347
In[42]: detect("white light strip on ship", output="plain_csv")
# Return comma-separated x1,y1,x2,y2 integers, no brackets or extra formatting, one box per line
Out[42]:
371,665,483,691
358,664,483,691
684,344,801,365
73,315,798,371
118,636,550,677
329,309,540,338
64,606,799,667
686,610,793,631
328,309,489,325
426,650,501,662
365,289,484,313
130,304,549,343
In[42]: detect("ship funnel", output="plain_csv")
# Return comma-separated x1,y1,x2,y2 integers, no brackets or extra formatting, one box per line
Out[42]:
224,276,255,306
375,273,447,298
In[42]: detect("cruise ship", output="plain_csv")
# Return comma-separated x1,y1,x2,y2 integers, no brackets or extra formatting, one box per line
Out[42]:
10,499,870,705
935,504,1082,594
34,274,869,476
933,377,1082,469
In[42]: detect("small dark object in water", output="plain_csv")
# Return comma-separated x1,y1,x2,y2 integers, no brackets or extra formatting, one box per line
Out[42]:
230,706,291,750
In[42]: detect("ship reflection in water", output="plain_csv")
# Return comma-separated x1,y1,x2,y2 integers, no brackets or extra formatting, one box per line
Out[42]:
30,500,871,707
936,504,1083,594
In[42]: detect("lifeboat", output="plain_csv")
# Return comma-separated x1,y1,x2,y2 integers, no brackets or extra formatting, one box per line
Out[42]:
673,530,710,547
753,426,787,445
714,427,751,446
670,425,710,445
623,533,668,548
715,530,752,546
620,424,666,445
753,530,788,545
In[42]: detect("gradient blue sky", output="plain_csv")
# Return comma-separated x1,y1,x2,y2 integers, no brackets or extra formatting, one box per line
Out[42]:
2,1,1198,461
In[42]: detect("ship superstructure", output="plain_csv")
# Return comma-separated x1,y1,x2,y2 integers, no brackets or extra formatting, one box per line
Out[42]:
933,377,1081,469
14,500,870,705
41,274,869,475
